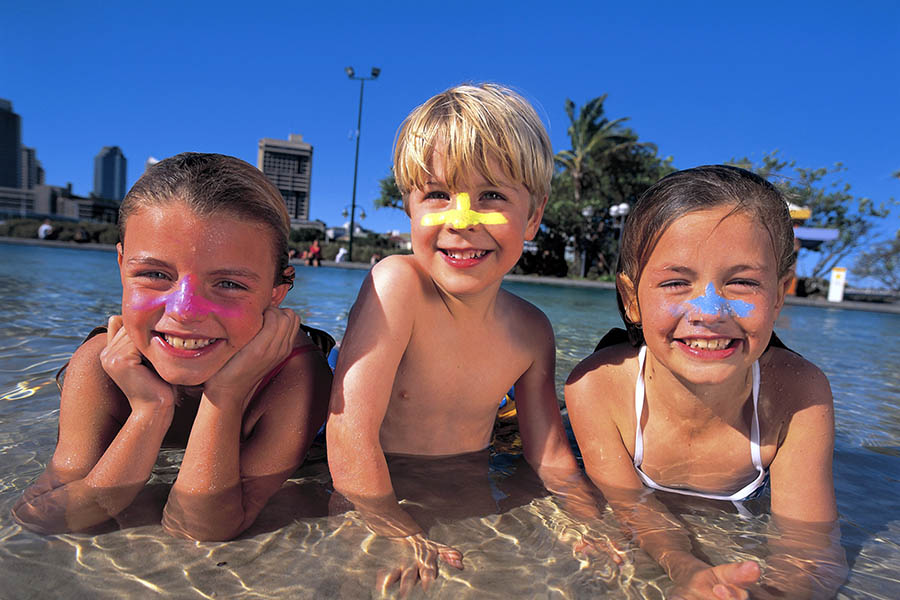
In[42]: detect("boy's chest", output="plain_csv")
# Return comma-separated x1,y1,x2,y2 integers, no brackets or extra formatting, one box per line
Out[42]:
394,324,529,410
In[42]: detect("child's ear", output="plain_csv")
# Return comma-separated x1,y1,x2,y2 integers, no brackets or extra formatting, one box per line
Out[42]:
270,266,294,307
774,274,792,314
116,243,124,268
617,272,641,325
524,195,548,240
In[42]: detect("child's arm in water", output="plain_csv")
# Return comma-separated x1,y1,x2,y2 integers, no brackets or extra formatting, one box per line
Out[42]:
327,260,463,592
566,349,763,600
12,317,177,534
510,305,584,493
567,348,847,599
755,350,846,598
162,307,331,541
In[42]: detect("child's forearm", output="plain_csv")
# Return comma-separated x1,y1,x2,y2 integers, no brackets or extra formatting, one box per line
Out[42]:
12,404,172,534
164,395,247,541
605,492,709,583
753,517,847,599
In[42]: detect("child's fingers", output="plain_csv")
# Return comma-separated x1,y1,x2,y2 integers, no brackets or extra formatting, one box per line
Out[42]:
438,546,463,569
106,315,124,345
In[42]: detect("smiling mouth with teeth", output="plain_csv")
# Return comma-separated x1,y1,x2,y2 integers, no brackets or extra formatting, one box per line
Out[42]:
680,338,734,351
440,249,490,260
162,334,217,350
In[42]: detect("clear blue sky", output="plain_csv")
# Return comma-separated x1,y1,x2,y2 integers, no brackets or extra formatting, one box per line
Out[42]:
3,1,898,279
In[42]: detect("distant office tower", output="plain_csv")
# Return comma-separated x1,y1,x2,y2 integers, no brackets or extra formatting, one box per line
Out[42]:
20,146,44,189
93,146,127,201
258,134,313,222
0,99,22,188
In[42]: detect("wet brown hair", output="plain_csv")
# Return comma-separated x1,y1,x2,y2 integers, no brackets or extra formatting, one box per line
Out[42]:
119,153,293,287
616,165,795,346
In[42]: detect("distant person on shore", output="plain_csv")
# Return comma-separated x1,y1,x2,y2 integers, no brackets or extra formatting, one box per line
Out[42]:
306,239,322,267
327,83,586,593
566,165,846,598
37,219,54,240
334,246,348,263
12,153,334,541
368,252,381,266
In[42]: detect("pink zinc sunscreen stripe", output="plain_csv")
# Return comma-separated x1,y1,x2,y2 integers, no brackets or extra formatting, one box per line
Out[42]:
129,275,243,319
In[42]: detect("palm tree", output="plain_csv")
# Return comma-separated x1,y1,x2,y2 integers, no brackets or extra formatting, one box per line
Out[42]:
555,94,639,207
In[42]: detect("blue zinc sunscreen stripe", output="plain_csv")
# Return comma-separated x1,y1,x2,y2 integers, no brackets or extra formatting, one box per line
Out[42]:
684,283,754,318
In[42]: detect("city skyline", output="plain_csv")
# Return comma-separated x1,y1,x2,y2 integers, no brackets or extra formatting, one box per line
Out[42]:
2,2,898,276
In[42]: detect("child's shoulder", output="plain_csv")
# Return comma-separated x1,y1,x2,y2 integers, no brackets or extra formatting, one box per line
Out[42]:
760,346,832,411
566,341,640,393
368,254,428,293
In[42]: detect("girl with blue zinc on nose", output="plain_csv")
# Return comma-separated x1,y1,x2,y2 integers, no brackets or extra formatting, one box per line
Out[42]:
566,166,846,599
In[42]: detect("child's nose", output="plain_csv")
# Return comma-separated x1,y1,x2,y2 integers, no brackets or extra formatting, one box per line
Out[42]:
165,276,207,321
684,283,730,323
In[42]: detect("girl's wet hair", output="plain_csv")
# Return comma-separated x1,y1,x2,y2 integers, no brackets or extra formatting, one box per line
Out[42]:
617,164,795,346
393,83,553,214
119,153,294,287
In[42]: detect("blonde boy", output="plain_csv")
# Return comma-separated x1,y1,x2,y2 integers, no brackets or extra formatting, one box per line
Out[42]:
327,84,579,590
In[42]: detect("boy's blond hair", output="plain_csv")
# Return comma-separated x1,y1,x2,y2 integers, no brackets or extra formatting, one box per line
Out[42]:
393,83,553,215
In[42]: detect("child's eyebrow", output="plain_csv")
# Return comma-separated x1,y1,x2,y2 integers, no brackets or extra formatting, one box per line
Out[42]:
208,269,262,281
126,256,171,268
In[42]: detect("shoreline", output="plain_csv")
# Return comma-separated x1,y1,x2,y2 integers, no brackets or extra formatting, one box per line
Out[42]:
4,236,899,315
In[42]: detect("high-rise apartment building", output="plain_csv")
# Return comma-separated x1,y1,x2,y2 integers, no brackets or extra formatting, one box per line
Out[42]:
93,146,127,201
0,99,22,188
258,134,313,223
20,146,44,189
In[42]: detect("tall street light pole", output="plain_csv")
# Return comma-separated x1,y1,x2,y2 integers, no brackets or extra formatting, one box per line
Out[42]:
345,66,380,262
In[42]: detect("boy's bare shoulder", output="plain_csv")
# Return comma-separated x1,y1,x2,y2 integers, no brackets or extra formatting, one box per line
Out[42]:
367,254,430,298
498,289,553,336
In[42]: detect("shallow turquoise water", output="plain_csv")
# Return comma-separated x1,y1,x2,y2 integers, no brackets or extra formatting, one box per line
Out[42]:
0,242,898,598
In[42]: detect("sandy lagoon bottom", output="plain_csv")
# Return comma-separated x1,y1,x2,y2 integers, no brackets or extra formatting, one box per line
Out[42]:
2,445,798,600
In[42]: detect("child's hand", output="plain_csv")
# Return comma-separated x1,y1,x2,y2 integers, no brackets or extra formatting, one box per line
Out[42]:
669,560,761,600
570,530,629,571
203,307,300,410
377,533,463,596
100,316,177,414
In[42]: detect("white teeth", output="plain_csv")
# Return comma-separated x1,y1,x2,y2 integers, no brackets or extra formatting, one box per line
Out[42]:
445,249,488,259
164,335,214,350
685,338,732,350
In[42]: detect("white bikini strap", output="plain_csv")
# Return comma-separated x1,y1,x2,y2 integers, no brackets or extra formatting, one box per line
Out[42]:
633,346,648,467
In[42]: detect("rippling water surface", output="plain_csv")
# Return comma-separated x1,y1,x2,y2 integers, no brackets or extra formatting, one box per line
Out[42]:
0,242,897,598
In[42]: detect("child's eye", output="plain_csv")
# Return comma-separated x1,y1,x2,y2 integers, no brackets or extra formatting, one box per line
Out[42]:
659,280,690,289
136,270,170,280
481,191,507,202
727,279,760,288
217,280,248,291
424,191,450,201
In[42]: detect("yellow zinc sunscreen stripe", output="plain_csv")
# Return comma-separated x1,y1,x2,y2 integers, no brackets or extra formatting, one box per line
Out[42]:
420,193,508,228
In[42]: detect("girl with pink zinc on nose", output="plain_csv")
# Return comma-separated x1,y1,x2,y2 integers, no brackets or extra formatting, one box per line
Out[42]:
13,153,334,541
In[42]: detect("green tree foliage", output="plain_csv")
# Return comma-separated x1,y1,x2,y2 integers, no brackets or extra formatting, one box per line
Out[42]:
546,95,674,277
373,169,403,211
854,231,900,290
729,152,895,279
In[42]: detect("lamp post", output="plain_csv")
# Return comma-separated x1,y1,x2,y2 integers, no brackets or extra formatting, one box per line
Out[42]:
609,202,631,273
345,66,380,262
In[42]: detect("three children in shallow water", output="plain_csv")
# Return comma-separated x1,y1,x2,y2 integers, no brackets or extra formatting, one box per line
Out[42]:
13,83,842,598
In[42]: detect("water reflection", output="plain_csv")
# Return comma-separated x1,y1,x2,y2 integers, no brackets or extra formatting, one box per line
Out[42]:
0,243,898,598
